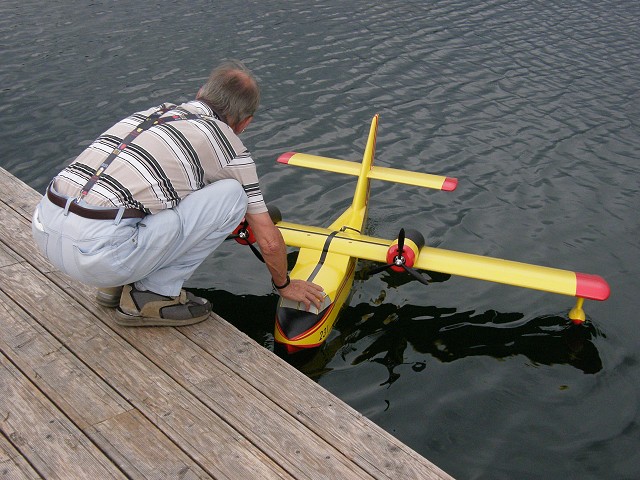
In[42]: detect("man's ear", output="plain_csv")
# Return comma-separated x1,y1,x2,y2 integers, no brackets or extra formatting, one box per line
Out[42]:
234,115,253,134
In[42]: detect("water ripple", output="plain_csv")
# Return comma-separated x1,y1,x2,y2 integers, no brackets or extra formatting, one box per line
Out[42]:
2,1,640,478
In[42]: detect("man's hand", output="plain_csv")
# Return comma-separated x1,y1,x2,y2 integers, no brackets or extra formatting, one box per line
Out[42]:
277,279,325,312
245,210,325,311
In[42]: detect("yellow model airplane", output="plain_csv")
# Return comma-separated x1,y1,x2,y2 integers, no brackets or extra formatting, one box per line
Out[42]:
234,114,610,354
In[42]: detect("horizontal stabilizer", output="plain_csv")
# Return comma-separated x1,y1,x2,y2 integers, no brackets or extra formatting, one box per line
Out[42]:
278,152,457,191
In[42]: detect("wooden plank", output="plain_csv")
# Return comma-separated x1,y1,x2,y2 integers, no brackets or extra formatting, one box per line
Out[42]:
0,167,41,218
185,321,454,480
0,262,292,480
0,287,130,430
0,167,54,275
59,290,374,480
8,242,372,478
85,410,211,480
0,241,21,269
0,288,213,479
1,251,370,479
0,431,43,480
0,207,53,275
0,353,127,479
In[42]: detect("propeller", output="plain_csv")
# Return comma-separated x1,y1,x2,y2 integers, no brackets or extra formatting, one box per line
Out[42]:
367,228,432,285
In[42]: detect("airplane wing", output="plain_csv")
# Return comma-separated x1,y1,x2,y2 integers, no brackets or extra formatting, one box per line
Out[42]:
277,221,610,301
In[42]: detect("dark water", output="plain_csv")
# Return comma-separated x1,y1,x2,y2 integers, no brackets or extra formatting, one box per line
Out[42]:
2,1,639,478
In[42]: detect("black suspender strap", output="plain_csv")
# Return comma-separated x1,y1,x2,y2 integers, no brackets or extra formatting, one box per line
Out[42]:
77,106,202,202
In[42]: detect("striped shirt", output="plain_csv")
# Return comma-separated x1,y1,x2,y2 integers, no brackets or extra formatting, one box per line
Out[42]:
53,100,267,215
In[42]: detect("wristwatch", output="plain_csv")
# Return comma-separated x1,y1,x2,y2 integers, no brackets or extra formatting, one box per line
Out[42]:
272,274,291,291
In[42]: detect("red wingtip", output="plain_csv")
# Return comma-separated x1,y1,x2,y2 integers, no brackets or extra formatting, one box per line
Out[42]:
277,152,296,164
575,273,610,301
442,177,458,191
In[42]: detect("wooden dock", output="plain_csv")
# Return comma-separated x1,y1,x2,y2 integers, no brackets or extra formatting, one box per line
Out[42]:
0,167,453,480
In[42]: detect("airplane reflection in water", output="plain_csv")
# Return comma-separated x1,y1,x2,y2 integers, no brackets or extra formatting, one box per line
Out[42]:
198,288,604,379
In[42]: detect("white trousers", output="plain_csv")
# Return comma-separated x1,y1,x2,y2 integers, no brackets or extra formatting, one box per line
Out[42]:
32,179,248,296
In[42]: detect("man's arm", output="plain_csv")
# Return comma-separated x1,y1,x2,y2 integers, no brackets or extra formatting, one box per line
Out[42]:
245,211,324,311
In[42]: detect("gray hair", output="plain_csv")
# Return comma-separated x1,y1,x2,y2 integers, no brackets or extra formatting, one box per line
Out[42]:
197,60,260,125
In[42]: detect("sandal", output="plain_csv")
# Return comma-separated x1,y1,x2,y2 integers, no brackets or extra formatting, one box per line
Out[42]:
115,284,211,327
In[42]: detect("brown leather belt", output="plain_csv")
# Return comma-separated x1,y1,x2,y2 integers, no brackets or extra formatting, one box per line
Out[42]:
46,187,145,220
